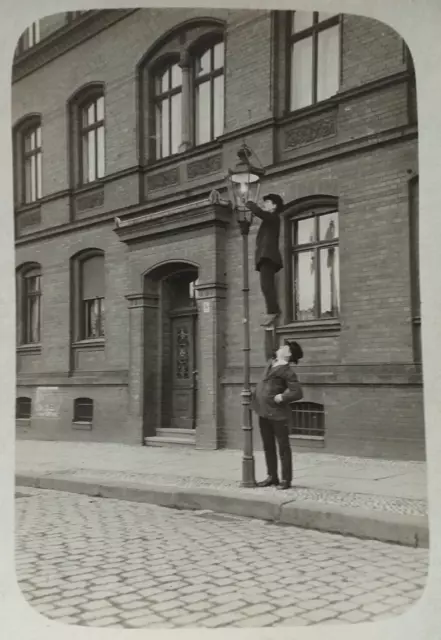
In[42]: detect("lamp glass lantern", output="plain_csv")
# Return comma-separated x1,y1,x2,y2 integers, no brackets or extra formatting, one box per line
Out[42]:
227,145,265,222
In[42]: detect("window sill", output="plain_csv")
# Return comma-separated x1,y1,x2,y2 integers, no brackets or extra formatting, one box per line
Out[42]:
277,318,341,336
14,201,42,215
16,418,31,428
289,434,325,448
72,339,105,351
278,98,338,127
17,344,41,355
72,180,105,196
72,421,93,431
145,139,222,171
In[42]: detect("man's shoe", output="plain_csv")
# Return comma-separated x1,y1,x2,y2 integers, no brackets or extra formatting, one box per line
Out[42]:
256,477,279,487
278,481,292,490
260,313,279,328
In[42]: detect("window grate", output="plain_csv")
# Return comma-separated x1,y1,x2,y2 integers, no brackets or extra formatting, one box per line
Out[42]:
289,401,325,439
73,398,94,423
16,397,32,420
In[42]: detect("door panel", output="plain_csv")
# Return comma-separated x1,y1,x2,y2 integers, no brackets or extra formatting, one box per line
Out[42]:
170,315,197,429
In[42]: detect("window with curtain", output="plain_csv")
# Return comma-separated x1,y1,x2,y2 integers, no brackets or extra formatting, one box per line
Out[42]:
16,264,42,346
154,61,183,159
287,206,340,322
79,253,105,340
289,11,341,111
194,40,225,145
79,95,105,184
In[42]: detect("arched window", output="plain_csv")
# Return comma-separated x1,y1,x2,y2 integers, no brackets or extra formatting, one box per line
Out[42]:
72,250,105,341
285,198,340,322
13,116,43,206
288,11,341,111
154,59,182,159
16,263,42,345
16,397,32,420
139,20,225,163
74,397,94,423
289,402,325,438
194,39,224,145
69,84,106,187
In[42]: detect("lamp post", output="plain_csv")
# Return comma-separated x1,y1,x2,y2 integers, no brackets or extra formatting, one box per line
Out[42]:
226,143,265,488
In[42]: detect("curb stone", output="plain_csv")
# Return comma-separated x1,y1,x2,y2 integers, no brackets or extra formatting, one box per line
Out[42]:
15,472,429,548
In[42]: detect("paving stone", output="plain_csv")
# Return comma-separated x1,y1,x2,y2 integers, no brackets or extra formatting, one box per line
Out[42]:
302,609,337,623
204,612,247,627
238,613,280,627
339,609,372,623
48,606,81,618
83,616,121,627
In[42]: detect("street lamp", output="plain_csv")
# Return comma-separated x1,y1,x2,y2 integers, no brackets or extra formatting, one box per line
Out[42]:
226,143,265,488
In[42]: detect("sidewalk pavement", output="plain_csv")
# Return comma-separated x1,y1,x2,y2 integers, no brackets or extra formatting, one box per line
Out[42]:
15,440,428,548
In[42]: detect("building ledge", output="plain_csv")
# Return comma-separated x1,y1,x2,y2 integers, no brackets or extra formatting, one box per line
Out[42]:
114,194,232,244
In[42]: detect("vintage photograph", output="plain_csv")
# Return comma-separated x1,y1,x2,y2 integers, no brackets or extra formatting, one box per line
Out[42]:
13,7,427,629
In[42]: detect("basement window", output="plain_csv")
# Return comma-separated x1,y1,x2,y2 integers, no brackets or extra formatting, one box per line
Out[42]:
73,397,94,430
16,397,32,420
289,401,325,440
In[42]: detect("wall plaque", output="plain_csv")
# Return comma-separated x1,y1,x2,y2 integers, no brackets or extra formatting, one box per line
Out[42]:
76,188,105,213
35,386,62,418
17,208,41,231
148,168,180,191
187,154,222,180
285,114,337,150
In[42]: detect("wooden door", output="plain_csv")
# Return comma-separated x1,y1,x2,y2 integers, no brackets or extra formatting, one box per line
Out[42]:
170,314,197,429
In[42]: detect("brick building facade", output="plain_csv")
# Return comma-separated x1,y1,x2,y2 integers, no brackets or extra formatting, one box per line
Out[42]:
13,9,423,460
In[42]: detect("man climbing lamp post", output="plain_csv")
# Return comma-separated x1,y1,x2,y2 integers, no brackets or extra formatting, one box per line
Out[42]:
226,143,265,488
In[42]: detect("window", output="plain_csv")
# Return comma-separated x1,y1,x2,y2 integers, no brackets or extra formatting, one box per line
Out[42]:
154,60,183,159
289,402,325,439
16,264,42,345
13,118,43,206
16,397,32,420
194,41,224,145
141,21,225,163
409,176,421,362
74,398,94,423
17,21,40,54
289,11,340,111
72,251,105,341
69,85,106,187
287,204,340,322
80,96,105,184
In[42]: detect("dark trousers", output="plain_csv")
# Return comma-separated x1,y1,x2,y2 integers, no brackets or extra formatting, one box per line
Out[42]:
259,417,292,483
259,260,280,315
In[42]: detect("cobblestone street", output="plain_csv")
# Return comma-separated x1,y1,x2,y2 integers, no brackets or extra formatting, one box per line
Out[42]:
16,488,428,629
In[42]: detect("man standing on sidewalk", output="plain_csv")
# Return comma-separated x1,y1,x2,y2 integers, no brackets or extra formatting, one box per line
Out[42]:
246,194,284,327
251,341,303,490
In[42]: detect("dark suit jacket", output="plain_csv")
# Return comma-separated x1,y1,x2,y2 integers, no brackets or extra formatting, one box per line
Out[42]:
251,360,303,421
247,202,283,272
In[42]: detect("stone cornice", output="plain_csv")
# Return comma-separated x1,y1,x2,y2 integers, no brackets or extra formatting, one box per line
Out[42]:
222,363,423,387
13,10,138,83
114,197,232,244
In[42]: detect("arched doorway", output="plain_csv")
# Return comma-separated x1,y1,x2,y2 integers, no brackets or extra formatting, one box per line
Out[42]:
160,267,199,431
